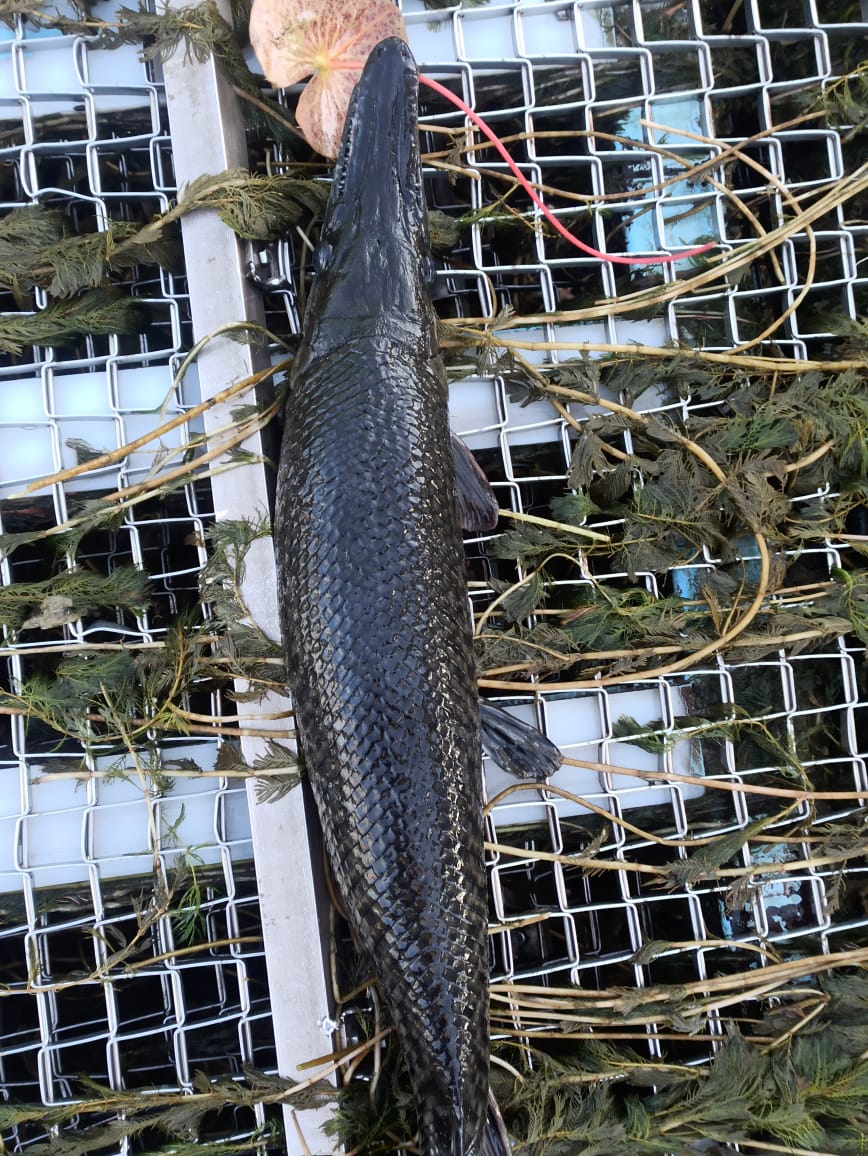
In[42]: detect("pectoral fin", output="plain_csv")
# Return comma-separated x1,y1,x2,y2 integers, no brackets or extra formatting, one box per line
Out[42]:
479,701,562,781
452,432,499,533
482,1090,512,1156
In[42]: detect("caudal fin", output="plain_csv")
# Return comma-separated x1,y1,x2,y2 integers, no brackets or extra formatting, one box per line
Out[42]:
480,1091,512,1156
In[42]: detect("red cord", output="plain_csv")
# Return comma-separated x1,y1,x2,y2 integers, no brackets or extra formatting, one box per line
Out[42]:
417,72,716,268
323,57,716,269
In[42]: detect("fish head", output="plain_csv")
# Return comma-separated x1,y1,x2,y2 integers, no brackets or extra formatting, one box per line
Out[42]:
306,37,435,330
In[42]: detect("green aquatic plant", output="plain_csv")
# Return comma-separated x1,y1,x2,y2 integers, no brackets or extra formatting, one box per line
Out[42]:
0,288,146,355
327,968,868,1155
0,514,287,752
0,1068,326,1156
472,355,868,689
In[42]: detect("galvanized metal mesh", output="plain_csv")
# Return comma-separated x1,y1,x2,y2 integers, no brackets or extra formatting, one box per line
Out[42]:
0,14,277,1152
343,0,868,1087
0,0,866,1151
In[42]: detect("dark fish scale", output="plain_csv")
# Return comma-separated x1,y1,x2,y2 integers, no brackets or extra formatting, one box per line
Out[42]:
274,37,498,1155
276,335,490,1154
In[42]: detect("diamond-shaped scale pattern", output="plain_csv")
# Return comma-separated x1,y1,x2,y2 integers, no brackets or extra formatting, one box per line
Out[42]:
276,331,489,1155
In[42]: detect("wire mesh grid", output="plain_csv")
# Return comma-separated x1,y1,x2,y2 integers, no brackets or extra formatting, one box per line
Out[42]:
0,0,866,1151
0,14,280,1153
306,0,868,1117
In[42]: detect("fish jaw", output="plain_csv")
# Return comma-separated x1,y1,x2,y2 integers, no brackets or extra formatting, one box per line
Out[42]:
305,37,433,331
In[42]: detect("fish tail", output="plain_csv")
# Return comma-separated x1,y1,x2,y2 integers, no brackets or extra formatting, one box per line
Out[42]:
480,1091,512,1156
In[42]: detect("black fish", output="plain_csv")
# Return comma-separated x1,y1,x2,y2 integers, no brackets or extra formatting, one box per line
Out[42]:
275,37,510,1156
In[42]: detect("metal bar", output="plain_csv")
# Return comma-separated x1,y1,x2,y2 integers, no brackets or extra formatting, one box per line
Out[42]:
160,8,335,1150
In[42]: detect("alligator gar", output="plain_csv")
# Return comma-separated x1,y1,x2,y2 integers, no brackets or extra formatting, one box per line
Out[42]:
274,37,507,1156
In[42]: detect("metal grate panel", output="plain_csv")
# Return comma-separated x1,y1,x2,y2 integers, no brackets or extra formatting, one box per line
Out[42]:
0,11,279,1152
321,0,868,1115
0,0,866,1152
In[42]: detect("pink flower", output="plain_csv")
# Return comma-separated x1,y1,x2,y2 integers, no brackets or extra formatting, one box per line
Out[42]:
249,0,408,158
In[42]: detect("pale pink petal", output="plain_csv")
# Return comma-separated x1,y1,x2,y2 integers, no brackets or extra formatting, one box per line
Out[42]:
249,0,408,154
296,70,360,159
319,0,408,66
249,0,321,87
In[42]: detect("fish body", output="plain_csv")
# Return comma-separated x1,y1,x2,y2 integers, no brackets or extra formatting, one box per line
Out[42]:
274,38,493,1156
